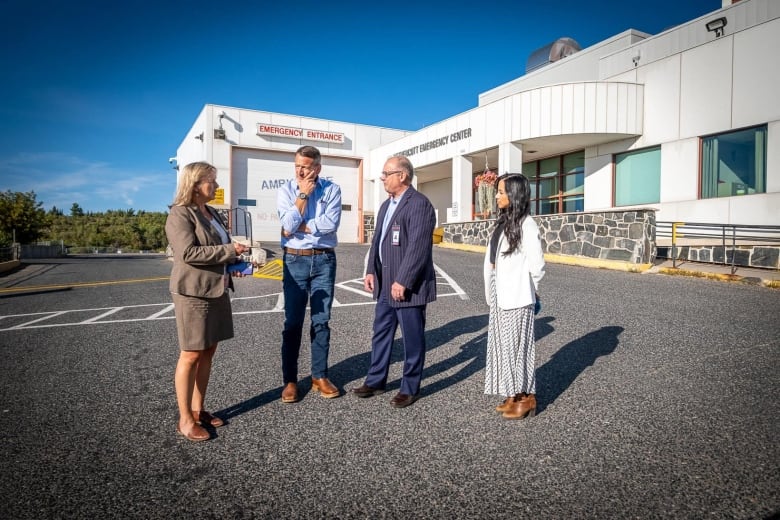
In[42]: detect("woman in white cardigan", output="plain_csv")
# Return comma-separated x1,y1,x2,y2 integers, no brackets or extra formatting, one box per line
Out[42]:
483,173,545,419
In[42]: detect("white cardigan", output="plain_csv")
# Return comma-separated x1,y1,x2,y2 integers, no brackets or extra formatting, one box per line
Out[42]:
483,216,545,310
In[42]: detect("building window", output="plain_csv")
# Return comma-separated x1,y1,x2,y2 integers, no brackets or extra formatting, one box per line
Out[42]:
525,151,584,215
614,146,661,206
562,151,584,212
701,125,766,199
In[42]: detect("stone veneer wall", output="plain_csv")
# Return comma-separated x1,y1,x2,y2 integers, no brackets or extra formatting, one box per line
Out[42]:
656,245,780,269
363,213,375,244
442,209,657,265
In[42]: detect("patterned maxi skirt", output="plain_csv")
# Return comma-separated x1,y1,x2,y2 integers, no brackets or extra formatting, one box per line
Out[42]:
484,274,536,397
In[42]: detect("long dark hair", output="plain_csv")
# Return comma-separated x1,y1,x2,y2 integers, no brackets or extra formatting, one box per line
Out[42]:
495,173,532,256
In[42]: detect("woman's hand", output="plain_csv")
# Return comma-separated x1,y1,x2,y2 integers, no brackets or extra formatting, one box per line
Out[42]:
234,242,249,256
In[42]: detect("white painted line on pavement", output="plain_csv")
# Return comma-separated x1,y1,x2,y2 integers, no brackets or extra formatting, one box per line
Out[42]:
82,307,122,323
434,264,469,300
147,304,175,319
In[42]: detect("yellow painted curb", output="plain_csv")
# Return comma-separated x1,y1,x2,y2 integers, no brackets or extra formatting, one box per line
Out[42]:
435,242,486,253
543,253,652,273
0,276,170,294
657,267,740,281
658,267,780,288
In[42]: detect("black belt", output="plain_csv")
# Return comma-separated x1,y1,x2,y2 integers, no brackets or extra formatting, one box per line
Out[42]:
284,247,334,256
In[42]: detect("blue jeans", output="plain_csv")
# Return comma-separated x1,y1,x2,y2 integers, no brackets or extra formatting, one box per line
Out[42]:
281,250,336,383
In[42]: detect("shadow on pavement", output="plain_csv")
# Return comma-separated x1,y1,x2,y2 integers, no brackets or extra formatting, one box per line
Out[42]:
218,314,562,419
422,314,557,397
536,325,624,414
0,287,73,298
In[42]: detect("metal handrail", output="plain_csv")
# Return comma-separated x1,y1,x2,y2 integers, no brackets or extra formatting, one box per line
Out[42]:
229,207,253,245
0,244,21,262
656,221,780,274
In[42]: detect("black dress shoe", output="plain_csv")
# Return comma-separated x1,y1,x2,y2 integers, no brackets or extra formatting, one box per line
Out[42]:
351,384,385,398
390,393,417,408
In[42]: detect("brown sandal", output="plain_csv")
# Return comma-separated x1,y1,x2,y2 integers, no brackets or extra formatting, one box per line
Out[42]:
176,423,210,442
192,410,225,428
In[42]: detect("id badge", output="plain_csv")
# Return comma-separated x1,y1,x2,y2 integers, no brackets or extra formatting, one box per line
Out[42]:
391,224,401,246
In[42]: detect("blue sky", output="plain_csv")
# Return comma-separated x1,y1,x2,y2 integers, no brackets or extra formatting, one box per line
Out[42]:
0,0,721,214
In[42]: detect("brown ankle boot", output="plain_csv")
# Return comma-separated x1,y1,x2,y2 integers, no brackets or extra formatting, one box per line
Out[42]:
502,393,536,420
495,396,514,413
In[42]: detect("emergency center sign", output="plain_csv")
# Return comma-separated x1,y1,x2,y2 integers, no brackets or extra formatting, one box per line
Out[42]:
256,123,345,145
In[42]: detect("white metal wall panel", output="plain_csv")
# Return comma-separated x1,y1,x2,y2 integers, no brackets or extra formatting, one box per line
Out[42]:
595,83,608,133
659,138,699,203
550,85,562,135
606,83,619,134
572,84,585,134
583,153,613,210
680,37,733,138
637,55,682,146
732,17,780,128
560,84,574,135
769,121,780,194
584,83,598,133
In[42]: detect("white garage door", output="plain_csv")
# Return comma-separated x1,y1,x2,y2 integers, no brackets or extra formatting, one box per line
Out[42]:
232,148,361,244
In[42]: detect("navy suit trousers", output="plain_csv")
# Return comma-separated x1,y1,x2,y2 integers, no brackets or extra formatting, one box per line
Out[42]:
365,291,427,396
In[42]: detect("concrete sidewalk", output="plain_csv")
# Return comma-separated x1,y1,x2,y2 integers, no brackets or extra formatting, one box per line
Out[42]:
436,242,780,288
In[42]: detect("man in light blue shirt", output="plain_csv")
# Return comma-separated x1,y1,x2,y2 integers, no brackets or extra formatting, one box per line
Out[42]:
277,145,342,404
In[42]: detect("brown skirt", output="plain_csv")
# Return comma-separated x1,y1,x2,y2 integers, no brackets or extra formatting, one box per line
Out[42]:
172,292,234,351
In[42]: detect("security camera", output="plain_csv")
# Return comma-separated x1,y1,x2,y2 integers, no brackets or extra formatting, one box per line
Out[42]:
168,157,177,164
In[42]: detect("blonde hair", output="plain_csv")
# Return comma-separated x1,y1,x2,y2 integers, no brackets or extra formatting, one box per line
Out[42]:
172,161,217,206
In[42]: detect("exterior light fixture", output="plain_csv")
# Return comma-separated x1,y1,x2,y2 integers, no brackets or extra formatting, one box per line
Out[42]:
214,113,226,140
706,17,727,37
195,132,204,141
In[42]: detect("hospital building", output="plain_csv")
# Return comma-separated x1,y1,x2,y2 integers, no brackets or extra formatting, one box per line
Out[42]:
173,0,780,269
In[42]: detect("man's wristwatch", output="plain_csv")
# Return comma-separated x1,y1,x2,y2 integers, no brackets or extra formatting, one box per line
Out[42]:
298,193,308,200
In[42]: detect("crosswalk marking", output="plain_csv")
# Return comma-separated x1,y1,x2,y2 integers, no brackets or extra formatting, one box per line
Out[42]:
0,264,469,331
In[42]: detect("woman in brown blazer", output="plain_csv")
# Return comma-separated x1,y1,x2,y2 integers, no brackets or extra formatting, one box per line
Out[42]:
165,161,249,441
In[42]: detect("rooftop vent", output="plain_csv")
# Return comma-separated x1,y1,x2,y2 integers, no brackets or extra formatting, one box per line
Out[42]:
526,37,581,74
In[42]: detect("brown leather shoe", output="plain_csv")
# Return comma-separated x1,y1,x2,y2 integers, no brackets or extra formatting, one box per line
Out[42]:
311,377,340,398
192,410,224,428
351,384,385,398
281,382,298,403
502,393,536,420
390,392,417,408
495,397,513,413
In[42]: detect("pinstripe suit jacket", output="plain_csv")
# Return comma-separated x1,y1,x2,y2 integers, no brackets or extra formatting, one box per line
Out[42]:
366,186,437,307
165,204,238,298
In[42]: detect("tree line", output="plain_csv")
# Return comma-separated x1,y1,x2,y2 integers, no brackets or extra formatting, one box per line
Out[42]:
0,190,168,251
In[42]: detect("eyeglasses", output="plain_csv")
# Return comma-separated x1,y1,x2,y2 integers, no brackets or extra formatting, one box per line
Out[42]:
380,170,404,180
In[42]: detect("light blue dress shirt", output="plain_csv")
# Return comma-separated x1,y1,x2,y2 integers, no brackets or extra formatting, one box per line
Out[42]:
379,189,407,262
277,176,342,249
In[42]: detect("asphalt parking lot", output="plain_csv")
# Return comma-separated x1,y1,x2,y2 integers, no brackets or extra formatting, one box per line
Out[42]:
0,244,777,519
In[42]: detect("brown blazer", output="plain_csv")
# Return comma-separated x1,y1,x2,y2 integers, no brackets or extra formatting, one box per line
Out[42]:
165,204,238,298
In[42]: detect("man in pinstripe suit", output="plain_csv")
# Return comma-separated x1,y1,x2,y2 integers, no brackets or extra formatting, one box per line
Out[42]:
351,154,437,408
